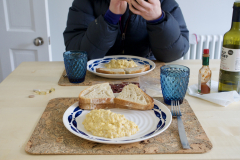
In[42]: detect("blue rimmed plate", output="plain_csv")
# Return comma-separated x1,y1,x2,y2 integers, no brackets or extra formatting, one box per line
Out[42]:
87,55,156,79
63,99,172,144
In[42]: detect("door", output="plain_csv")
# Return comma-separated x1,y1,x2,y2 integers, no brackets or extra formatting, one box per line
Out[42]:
0,0,51,82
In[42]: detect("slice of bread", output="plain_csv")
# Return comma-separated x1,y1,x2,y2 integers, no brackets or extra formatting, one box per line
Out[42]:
96,65,150,74
96,68,125,74
79,83,115,109
78,104,114,110
115,84,154,110
79,83,154,110
124,65,150,74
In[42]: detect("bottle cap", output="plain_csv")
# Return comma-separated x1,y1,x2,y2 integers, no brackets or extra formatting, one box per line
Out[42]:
203,49,209,54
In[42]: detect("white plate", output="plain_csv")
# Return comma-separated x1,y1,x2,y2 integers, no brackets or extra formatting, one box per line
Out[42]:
87,55,156,79
63,99,172,144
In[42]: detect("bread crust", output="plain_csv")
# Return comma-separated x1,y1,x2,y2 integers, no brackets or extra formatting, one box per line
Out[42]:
79,103,115,110
79,97,114,104
96,68,125,74
79,100,154,110
114,103,153,110
78,83,114,104
114,96,154,110
115,83,154,110
125,65,150,74
79,82,154,110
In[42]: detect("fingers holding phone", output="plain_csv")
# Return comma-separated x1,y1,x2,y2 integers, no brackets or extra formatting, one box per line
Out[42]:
129,0,162,21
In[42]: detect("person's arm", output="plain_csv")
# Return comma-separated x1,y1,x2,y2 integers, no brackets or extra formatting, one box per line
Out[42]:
63,0,119,60
104,9,122,25
147,11,165,24
129,0,189,62
146,0,189,62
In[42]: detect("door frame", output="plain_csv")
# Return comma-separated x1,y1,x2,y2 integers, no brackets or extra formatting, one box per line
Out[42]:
0,0,52,83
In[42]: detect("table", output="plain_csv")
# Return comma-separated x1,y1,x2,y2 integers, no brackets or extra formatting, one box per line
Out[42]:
0,59,240,160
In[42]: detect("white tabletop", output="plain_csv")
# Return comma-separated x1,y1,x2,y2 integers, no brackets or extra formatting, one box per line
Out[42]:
1,59,240,160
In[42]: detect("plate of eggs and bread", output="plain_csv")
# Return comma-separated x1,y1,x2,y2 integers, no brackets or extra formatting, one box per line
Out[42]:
87,55,156,79
63,83,172,144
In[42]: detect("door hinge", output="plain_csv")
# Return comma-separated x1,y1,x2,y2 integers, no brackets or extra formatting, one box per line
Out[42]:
48,37,51,45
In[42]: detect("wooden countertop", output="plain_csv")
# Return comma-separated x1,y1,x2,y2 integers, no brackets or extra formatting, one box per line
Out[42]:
1,59,240,160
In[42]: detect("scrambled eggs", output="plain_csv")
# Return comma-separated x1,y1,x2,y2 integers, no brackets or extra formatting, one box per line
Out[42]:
82,109,139,139
105,59,137,69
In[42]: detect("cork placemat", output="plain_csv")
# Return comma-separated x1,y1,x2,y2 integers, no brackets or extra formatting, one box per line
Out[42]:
58,61,164,86
25,97,212,155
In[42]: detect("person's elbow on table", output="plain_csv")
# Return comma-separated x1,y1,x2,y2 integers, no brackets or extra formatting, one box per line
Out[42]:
153,44,189,63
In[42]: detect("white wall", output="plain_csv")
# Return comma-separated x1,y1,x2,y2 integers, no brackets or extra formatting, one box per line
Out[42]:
48,0,73,61
48,0,236,61
176,0,235,35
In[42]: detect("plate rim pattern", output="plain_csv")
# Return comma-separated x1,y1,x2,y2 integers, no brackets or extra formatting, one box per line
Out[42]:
86,55,156,78
63,99,172,144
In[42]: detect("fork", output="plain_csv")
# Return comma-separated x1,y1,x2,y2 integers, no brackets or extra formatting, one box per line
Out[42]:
171,100,190,149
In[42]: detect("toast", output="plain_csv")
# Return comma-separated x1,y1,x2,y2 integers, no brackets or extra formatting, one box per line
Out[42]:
79,83,115,109
78,103,114,110
95,65,150,74
115,84,154,110
79,83,154,110
124,65,150,74
96,68,125,74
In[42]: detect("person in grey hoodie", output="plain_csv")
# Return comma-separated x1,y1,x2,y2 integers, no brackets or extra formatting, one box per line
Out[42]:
63,0,189,62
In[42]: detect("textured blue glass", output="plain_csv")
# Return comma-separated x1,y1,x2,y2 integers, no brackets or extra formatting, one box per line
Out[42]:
160,65,190,105
63,51,88,83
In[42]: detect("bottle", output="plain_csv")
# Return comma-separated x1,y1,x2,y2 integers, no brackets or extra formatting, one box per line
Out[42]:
218,1,240,93
198,49,212,94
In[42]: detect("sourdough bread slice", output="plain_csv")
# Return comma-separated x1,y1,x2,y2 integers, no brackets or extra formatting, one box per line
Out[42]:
79,83,115,107
114,84,154,110
79,103,115,110
96,68,125,74
124,65,150,74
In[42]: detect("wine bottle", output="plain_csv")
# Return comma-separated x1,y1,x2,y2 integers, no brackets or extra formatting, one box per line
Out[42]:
218,1,240,93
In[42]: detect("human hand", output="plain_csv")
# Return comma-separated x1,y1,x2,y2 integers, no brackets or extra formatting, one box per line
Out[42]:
109,0,128,15
128,0,162,21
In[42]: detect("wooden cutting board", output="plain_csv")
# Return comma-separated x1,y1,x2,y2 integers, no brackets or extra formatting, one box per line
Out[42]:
58,61,164,86
25,97,212,155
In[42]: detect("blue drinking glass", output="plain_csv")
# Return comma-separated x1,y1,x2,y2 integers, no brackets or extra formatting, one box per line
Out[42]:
160,65,190,105
63,51,88,83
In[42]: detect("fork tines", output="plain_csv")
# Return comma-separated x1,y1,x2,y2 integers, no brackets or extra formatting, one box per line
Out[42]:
171,100,182,117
